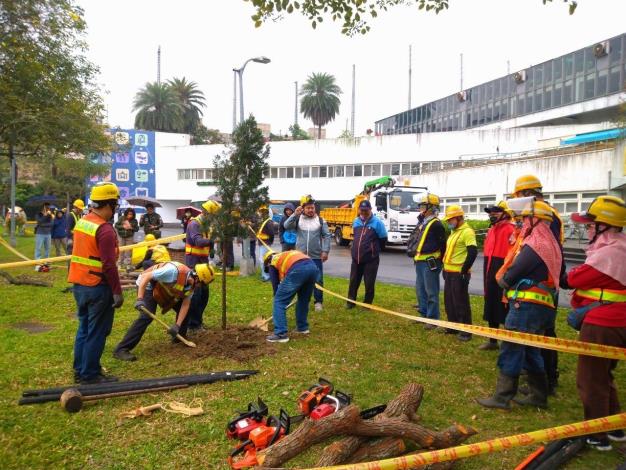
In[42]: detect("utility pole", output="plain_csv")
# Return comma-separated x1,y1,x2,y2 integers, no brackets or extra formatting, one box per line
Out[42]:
507,60,510,75
232,70,237,132
157,46,161,85
294,81,298,126
459,52,463,91
9,141,16,247
350,64,355,136
408,45,412,109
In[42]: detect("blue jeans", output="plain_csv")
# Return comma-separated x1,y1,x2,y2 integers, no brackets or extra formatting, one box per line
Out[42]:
414,260,442,319
497,301,556,377
259,244,270,280
312,258,324,304
35,234,51,260
187,284,209,330
272,261,319,335
73,283,114,380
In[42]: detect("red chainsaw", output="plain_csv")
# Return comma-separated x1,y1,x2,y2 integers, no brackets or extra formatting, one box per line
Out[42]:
226,398,269,441
228,409,291,469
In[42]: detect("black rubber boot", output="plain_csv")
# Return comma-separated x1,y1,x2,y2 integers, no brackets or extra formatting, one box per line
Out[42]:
476,373,518,410
513,372,548,408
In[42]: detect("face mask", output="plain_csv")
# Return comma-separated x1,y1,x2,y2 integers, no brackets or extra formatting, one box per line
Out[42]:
488,215,499,225
447,221,457,230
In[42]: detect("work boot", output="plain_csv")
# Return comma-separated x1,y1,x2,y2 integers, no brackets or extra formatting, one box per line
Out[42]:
80,373,118,385
513,373,548,408
476,373,518,410
113,349,137,362
478,340,499,351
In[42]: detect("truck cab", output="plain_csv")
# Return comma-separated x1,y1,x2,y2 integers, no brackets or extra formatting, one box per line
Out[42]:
371,187,427,245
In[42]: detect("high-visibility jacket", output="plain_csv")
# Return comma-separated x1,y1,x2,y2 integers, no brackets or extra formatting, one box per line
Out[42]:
68,212,116,286
150,261,194,311
443,223,476,273
185,216,210,257
413,218,442,261
574,288,626,304
271,250,310,281
257,218,273,241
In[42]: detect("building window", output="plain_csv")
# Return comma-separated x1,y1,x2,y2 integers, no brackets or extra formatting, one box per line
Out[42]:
553,82,562,106
584,73,595,99
609,65,621,93
391,163,400,176
610,36,623,64
553,58,562,81
295,167,302,178
564,53,574,77
584,47,596,71
177,169,185,180
363,164,372,177
382,164,391,175
543,86,552,109
401,163,411,175
312,166,320,178
319,166,327,178
563,79,573,104
271,167,278,178
371,164,382,176
410,163,420,175
574,49,584,74
303,166,310,178
597,69,608,96
335,165,344,177
354,165,362,177
279,168,287,178
525,92,533,113
286,167,294,178
345,165,354,177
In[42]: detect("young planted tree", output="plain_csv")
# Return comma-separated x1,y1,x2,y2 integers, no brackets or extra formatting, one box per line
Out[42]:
300,73,342,140
212,115,270,329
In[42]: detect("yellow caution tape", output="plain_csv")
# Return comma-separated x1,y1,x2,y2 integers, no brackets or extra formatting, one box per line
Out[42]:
0,234,185,269
316,284,626,361
306,412,626,470
0,236,31,261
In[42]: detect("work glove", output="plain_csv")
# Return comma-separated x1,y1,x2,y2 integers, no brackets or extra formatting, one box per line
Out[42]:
134,298,147,312
167,323,180,339
112,294,124,309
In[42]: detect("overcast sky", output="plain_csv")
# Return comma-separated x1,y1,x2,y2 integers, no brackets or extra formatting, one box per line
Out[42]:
79,0,626,138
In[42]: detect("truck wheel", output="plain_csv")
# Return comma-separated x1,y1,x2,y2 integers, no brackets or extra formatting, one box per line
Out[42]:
335,227,350,247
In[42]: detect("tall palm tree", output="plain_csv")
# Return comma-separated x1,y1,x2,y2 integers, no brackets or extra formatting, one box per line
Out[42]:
300,73,342,139
167,77,207,134
133,82,184,132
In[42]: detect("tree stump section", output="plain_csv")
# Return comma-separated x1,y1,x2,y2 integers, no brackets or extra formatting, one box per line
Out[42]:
346,437,406,463
0,270,52,287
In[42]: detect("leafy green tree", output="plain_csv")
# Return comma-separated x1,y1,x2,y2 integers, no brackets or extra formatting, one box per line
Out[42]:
288,123,311,140
338,129,353,139
191,124,225,145
167,77,206,134
300,73,342,139
248,0,578,36
133,82,184,132
212,115,270,329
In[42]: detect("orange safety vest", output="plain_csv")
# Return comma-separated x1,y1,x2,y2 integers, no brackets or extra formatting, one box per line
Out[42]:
272,251,310,280
150,261,194,312
185,217,210,257
68,212,117,286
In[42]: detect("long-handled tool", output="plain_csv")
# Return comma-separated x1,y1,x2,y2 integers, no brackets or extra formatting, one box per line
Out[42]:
138,305,196,348
60,384,188,413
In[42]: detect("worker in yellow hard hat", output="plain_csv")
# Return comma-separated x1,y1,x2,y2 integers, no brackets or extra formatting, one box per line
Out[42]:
511,175,563,394
407,193,447,328
68,182,123,384
113,262,215,361
184,199,219,332
566,195,626,451
441,205,477,341
133,233,171,270
477,198,563,411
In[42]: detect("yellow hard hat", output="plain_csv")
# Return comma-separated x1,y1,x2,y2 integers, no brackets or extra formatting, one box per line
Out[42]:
202,200,221,214
89,182,120,202
521,200,553,222
419,193,440,207
73,199,85,210
300,195,315,206
195,264,215,284
259,204,269,211
514,174,542,196
443,205,464,221
263,250,276,264
571,195,626,228
144,234,156,242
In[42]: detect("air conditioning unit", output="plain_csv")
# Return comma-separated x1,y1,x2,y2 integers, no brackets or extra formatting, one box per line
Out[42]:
456,91,467,102
593,41,610,58
513,70,526,84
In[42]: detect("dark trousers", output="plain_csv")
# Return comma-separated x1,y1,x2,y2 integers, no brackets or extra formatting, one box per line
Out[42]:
73,283,114,380
114,288,182,353
347,257,380,305
443,272,472,333
187,284,209,331
312,258,324,304
577,323,626,440
542,326,559,388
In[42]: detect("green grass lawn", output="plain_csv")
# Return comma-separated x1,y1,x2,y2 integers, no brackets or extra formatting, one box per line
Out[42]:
0,235,623,469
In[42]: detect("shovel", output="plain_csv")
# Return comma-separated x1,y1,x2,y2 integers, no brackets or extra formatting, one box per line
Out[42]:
138,306,196,348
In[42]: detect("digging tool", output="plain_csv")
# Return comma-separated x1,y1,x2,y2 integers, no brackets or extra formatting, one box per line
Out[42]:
138,305,196,348
60,384,188,413
248,317,272,331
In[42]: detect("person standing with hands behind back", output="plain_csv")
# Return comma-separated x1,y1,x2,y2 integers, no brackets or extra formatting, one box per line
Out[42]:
140,203,163,238
115,208,139,268
283,195,331,312
68,182,123,384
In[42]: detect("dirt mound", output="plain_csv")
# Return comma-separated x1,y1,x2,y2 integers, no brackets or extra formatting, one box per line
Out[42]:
174,326,277,362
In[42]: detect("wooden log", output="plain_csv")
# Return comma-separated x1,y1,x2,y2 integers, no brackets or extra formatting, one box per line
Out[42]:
346,437,406,463
317,383,424,466
257,405,361,468
0,271,52,287
351,419,477,449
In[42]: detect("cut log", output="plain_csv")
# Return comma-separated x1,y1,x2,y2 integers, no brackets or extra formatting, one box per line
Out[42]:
346,437,406,463
0,271,52,287
257,405,361,468
317,383,424,466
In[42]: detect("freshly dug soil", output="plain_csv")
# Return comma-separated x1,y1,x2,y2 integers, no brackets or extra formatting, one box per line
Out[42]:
166,326,277,362
12,321,53,334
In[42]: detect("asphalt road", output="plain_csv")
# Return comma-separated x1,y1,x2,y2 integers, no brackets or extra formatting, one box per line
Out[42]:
162,227,571,308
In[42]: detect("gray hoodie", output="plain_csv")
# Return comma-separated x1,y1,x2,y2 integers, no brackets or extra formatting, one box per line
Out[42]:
283,212,331,260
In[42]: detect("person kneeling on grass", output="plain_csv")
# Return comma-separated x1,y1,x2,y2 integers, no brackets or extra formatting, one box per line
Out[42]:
263,250,319,343
113,262,215,361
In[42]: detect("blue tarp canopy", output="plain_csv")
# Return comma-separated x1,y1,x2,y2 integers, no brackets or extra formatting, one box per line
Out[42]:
561,128,626,146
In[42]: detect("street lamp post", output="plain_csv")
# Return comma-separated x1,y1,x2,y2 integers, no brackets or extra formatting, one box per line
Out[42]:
233,56,270,124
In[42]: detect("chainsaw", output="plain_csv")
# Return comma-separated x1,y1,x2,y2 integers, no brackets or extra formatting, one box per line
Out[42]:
226,397,269,441
297,377,334,415
228,409,291,469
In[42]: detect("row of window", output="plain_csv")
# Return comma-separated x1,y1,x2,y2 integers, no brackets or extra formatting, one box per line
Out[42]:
377,34,626,135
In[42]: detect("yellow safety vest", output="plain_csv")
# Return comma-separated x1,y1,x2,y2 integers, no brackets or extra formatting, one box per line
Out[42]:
443,225,470,273
413,218,441,261
575,288,626,303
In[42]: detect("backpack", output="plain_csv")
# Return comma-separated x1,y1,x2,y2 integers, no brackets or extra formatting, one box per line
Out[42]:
406,225,421,258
